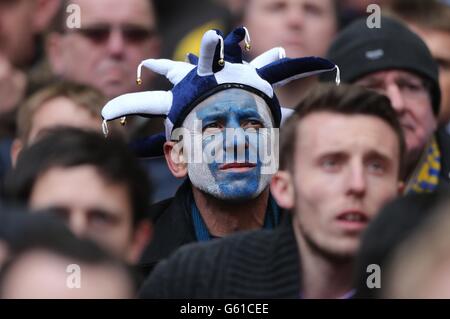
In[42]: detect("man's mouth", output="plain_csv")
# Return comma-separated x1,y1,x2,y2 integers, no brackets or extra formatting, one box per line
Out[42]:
335,210,370,231
400,119,415,131
219,162,256,172
401,123,414,131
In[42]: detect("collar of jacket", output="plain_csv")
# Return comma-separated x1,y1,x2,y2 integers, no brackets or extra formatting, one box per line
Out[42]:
139,179,197,276
436,128,450,188
222,216,301,298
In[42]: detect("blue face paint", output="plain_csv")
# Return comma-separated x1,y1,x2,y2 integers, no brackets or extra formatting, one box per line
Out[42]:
183,88,275,200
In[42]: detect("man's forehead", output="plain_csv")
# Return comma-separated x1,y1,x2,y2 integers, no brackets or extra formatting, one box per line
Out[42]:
192,89,268,117
296,112,398,153
72,0,154,25
357,69,424,82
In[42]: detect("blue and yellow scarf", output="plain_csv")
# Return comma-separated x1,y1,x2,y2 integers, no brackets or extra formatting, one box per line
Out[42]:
405,137,441,194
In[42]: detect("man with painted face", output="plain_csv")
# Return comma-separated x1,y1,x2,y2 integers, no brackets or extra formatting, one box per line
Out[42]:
179,88,275,202
101,27,338,275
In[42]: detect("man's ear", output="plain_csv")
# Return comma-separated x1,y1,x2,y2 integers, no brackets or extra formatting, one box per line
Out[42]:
32,0,61,33
10,139,24,168
270,171,295,210
397,181,405,195
163,141,188,178
126,220,152,265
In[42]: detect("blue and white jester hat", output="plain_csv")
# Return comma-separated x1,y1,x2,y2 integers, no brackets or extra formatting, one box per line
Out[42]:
101,27,340,157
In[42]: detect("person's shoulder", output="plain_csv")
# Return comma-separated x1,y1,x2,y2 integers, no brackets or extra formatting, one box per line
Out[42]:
149,180,193,221
184,227,277,260
139,228,275,298
436,128,450,184
153,227,275,275
148,197,173,221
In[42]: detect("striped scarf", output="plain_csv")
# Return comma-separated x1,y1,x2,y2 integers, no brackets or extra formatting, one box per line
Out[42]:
405,137,441,194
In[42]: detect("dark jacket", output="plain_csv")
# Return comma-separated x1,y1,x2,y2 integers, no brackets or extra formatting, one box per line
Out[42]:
139,217,300,298
436,128,450,189
139,180,197,276
139,180,281,277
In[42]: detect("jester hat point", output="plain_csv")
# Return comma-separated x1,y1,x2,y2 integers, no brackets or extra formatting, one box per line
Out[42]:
102,27,340,157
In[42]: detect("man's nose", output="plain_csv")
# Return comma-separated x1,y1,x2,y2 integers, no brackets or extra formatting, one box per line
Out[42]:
68,211,88,237
347,163,367,197
223,127,248,161
106,29,126,58
286,6,305,29
386,83,406,114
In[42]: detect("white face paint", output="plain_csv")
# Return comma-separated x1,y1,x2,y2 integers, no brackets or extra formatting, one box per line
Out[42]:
180,88,276,201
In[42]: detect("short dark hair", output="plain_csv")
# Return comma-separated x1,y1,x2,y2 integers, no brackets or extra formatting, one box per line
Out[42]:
0,212,137,297
385,0,450,33
279,84,406,176
4,127,152,228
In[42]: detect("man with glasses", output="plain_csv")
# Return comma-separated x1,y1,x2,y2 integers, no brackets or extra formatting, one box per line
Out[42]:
326,16,450,193
45,0,179,203
46,0,160,100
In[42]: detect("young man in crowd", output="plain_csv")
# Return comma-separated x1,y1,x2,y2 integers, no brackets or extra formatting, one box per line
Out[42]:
5,128,152,267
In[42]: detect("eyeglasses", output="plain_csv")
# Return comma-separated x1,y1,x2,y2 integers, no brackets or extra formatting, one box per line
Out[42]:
68,24,156,44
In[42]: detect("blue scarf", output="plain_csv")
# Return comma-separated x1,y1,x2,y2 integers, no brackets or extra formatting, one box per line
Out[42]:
191,194,281,242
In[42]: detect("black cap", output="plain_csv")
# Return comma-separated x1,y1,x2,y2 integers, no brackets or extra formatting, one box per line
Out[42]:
325,16,441,116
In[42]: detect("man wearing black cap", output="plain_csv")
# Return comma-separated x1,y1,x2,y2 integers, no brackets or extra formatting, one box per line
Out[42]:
326,16,450,193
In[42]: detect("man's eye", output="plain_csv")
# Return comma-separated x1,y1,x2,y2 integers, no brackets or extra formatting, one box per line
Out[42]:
398,81,420,91
323,160,336,167
89,210,117,227
44,207,70,222
304,3,324,17
363,84,385,93
265,1,286,12
77,27,110,42
203,123,222,132
321,158,340,171
243,120,263,129
368,161,386,174
436,58,450,71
